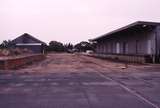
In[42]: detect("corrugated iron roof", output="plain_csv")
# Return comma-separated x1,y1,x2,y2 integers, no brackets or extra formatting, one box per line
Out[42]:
90,21,160,41
12,33,46,45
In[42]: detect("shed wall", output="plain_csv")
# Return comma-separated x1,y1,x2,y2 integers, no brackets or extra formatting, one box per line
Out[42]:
96,29,156,56
16,45,43,53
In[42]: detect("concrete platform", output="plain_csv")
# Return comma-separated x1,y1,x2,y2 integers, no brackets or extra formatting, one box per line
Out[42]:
0,71,159,108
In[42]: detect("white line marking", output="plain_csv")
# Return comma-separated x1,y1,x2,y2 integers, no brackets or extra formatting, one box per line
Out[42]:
97,72,159,108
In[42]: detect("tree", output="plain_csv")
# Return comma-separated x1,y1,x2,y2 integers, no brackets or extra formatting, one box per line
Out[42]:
47,41,65,52
74,41,94,52
0,40,15,49
64,43,73,50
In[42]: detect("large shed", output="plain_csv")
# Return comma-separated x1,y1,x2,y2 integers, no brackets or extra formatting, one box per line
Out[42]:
12,33,46,53
90,21,160,63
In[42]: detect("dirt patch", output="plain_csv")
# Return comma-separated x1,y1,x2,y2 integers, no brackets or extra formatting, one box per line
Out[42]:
9,53,160,74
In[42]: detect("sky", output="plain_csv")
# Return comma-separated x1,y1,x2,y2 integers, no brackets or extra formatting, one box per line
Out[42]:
0,0,160,44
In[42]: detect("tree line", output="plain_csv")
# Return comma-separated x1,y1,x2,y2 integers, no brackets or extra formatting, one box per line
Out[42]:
0,40,15,49
47,41,95,52
0,40,95,53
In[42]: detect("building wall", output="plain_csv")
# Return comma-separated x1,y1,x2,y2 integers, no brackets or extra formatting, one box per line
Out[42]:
156,26,160,55
96,29,156,56
16,45,43,53
0,54,46,70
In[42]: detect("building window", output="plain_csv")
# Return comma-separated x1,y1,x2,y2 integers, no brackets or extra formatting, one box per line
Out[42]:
116,42,120,54
147,40,152,54
123,42,126,54
103,44,106,53
101,45,104,53
108,43,110,53
136,40,139,54
125,43,129,54
110,43,112,53
106,43,108,53
100,45,103,53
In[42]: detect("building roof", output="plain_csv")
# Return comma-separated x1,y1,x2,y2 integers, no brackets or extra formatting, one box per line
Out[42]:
90,21,160,41
12,33,46,45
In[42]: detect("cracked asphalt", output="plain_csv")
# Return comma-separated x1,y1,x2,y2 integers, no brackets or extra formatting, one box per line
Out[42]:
0,53,160,108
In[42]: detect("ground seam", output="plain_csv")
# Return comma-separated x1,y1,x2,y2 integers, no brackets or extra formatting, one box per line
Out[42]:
78,55,159,108
73,73,93,108
97,72,159,108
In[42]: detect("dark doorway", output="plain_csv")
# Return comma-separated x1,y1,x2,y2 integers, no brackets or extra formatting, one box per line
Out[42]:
123,42,126,54
136,40,139,54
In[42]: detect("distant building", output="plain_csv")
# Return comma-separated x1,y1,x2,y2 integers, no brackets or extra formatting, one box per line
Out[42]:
90,21,160,63
12,33,46,53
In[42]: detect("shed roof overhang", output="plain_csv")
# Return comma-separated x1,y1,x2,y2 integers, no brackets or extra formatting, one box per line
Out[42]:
89,21,160,42
16,43,42,46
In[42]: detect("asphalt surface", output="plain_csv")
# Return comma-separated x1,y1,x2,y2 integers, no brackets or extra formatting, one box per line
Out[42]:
0,72,160,108
0,53,160,108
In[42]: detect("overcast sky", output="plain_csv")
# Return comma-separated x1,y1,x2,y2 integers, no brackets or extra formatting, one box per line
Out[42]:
0,0,160,44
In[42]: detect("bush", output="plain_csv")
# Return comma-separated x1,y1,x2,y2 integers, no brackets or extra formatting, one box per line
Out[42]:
74,41,94,52
47,41,65,52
